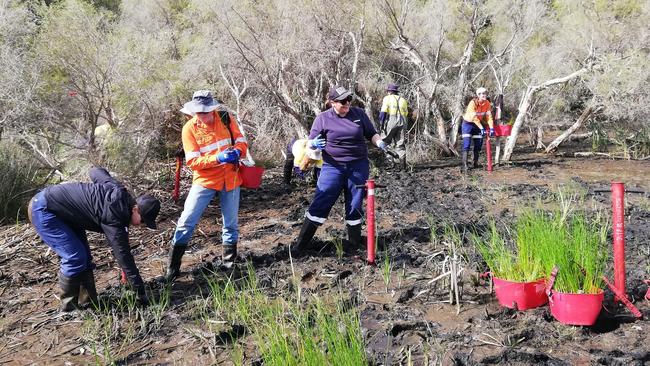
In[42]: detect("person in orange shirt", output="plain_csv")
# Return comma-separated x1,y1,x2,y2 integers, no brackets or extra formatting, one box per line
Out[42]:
460,87,495,174
165,90,248,280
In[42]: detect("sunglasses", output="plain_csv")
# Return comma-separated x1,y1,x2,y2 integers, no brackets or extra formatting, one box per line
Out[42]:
337,96,353,104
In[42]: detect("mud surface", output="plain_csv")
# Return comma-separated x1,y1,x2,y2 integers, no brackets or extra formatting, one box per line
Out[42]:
1,151,649,365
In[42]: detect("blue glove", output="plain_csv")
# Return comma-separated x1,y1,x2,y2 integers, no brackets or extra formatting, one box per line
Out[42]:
309,134,326,150
216,149,240,163
377,140,387,151
480,128,485,136
489,128,495,137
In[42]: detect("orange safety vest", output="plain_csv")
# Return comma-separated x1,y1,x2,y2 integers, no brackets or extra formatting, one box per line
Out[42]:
463,98,493,127
182,111,249,191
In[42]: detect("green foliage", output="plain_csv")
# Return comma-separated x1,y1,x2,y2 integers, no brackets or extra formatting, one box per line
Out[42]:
100,129,152,177
474,219,545,282
476,188,608,292
203,264,367,365
0,141,43,223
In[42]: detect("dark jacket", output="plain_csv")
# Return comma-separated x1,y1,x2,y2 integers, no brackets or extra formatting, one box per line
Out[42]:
43,167,144,291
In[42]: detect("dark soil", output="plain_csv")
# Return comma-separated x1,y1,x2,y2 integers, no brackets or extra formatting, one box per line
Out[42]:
1,150,649,365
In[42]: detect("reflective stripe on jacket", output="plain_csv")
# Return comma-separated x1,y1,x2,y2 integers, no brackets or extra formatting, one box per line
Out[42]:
182,111,249,191
462,99,493,127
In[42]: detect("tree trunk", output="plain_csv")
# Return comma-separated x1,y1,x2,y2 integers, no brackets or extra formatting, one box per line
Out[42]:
545,105,599,153
502,67,589,161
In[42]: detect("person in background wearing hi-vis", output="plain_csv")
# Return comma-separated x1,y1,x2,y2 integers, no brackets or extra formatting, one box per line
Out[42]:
378,83,409,170
282,138,323,187
460,87,495,174
292,86,390,253
165,90,249,281
29,167,160,311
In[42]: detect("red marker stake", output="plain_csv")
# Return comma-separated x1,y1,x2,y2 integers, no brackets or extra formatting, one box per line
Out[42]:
485,135,493,173
611,182,626,301
172,156,181,202
366,179,376,265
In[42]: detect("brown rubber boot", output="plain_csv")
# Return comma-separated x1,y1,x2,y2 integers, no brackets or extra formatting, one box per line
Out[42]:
78,269,98,308
58,273,81,312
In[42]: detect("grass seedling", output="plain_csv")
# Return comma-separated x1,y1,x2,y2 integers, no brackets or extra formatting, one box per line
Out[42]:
333,237,344,259
382,251,393,292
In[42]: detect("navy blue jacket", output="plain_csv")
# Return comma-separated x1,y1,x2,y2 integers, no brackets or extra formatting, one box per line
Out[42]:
43,167,144,291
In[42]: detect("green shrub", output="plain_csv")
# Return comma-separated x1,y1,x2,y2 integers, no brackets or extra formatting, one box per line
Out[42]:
0,141,43,223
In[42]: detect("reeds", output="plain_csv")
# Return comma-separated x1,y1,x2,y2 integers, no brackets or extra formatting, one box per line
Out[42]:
202,263,367,365
475,194,608,294
474,220,545,282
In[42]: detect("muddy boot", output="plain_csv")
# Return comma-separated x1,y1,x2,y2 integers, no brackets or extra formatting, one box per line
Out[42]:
222,244,237,269
399,157,407,171
460,151,469,174
292,219,319,255
78,269,98,309
282,157,293,188
346,224,363,248
58,273,81,312
473,151,481,169
165,245,187,282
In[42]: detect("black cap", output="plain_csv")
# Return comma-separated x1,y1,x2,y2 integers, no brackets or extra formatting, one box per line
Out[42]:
136,194,160,229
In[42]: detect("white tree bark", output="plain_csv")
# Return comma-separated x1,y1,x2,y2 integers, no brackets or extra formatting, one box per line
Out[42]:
544,104,601,153
502,67,590,161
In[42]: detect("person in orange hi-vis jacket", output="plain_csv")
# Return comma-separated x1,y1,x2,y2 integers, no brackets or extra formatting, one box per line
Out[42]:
165,90,248,280
460,87,495,174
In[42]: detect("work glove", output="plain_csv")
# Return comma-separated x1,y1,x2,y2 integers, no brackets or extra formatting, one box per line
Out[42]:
309,134,326,150
377,140,388,152
489,128,495,137
216,149,240,164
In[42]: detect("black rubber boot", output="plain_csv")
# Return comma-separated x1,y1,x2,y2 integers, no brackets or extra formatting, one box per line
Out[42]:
282,157,294,187
58,273,81,312
292,219,319,254
346,224,363,248
78,269,98,308
460,151,469,174
399,157,407,171
473,151,480,169
165,245,187,282
222,244,237,269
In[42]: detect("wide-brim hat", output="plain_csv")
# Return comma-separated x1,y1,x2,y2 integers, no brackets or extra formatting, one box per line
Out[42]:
328,86,353,101
136,194,161,229
184,90,220,113
179,106,193,116
386,83,399,92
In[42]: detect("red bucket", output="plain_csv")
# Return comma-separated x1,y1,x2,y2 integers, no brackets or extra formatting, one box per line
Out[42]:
239,165,264,189
494,125,512,137
549,290,603,326
493,277,548,310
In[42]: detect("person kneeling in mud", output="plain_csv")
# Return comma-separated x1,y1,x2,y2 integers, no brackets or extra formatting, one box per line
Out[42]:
29,167,160,311
283,138,323,188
